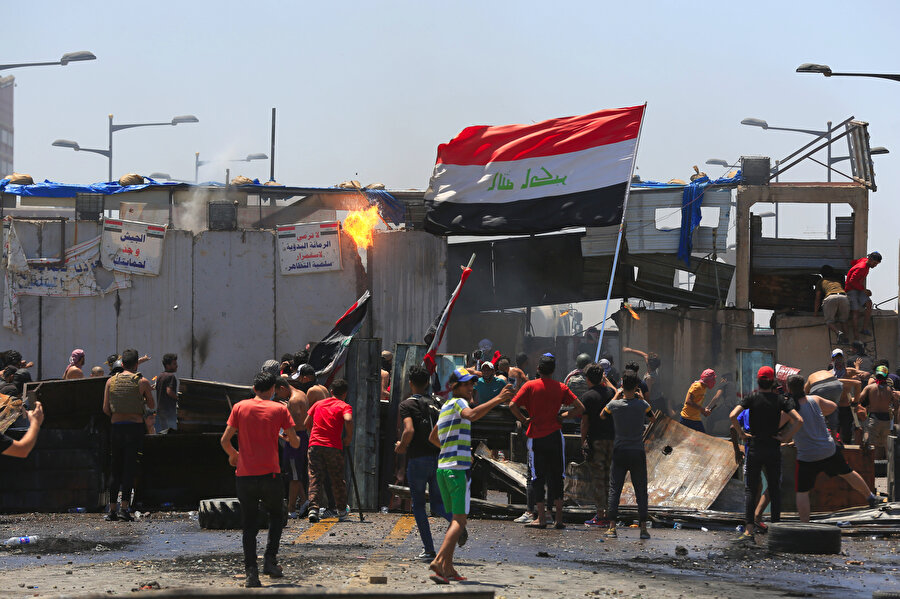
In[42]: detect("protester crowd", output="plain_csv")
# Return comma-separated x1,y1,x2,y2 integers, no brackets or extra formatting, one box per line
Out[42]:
0,318,897,587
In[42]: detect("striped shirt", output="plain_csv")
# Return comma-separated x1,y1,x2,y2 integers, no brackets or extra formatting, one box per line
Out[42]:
437,397,472,470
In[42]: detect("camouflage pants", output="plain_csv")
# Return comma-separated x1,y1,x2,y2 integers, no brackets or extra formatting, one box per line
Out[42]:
588,439,614,512
307,445,347,512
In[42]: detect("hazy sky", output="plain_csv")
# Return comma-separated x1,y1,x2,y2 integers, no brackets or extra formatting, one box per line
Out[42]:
7,0,900,315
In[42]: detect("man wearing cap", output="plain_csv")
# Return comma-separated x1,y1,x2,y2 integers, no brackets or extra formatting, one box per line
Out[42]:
858,365,898,459
680,369,717,433
729,367,803,539
474,361,507,407
509,354,584,529
427,367,513,583
845,251,881,342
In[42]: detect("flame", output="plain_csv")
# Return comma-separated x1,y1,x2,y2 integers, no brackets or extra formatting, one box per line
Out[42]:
343,206,379,248
558,310,570,318
624,303,641,320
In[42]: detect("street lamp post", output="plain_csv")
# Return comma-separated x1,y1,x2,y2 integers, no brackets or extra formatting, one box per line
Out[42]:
53,114,198,181
796,63,900,83
0,51,96,71
194,152,269,183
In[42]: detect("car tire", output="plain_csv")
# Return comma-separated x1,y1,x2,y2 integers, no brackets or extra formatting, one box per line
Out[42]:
767,522,841,554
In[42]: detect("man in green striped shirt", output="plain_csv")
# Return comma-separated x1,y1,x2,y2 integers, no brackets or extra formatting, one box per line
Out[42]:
427,367,513,584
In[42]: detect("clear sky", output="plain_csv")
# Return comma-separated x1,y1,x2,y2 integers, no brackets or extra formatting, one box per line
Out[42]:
7,0,900,313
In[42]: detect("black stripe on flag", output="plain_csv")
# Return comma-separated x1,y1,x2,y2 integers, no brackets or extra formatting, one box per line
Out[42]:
308,290,371,382
424,182,627,235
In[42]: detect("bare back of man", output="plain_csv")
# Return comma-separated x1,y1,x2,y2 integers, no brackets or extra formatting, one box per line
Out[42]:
306,385,329,406
859,381,896,458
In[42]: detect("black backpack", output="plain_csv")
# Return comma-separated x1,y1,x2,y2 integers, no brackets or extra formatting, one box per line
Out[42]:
410,393,441,444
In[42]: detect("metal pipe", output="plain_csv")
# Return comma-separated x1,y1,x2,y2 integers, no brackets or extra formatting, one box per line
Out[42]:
107,114,113,182
826,120,832,240
270,107,276,182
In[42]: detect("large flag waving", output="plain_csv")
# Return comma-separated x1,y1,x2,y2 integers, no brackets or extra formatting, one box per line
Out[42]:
423,266,473,374
424,105,644,235
308,290,371,383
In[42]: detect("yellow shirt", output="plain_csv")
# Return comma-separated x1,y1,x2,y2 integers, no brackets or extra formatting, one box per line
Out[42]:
681,380,707,421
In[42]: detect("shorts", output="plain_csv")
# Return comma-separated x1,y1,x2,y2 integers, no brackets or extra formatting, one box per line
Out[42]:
866,414,892,449
436,468,470,516
848,289,869,312
822,293,849,324
282,430,309,481
796,447,852,493
679,417,705,433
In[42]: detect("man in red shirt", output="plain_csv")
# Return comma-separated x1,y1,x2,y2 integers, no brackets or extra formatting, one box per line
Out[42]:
221,371,300,588
509,354,584,529
304,378,354,523
845,251,881,343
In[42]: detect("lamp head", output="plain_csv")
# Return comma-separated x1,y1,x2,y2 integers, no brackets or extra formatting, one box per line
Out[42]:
871,146,889,155
60,51,96,65
741,118,768,129
246,153,268,161
171,115,199,125
148,172,172,180
705,159,730,168
796,63,832,76
52,139,80,151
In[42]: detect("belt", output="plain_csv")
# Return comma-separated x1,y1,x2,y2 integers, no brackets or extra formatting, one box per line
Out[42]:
827,292,845,296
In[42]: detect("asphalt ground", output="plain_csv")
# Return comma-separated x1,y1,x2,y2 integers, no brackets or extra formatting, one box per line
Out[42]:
0,511,897,598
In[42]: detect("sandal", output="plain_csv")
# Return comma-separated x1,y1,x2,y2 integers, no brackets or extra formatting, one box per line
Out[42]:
524,521,547,529
429,564,449,585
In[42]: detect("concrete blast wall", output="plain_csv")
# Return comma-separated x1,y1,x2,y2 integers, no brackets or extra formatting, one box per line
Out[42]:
0,222,370,384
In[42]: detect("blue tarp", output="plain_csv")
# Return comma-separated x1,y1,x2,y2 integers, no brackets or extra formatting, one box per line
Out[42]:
676,170,742,266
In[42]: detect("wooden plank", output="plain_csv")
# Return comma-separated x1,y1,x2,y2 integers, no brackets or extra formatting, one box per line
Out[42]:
618,415,738,510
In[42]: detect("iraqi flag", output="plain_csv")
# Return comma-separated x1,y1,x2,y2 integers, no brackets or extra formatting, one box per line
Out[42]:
423,266,472,374
424,105,645,235
308,290,370,383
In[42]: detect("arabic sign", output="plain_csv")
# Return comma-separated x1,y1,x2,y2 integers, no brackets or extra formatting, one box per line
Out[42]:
276,221,342,275
101,219,166,275
486,166,568,192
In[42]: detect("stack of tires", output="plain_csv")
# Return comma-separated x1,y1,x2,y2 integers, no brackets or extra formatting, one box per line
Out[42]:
198,498,287,530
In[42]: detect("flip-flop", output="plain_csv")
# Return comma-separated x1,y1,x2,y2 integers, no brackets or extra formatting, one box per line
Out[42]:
448,575,467,582
524,521,547,529
429,564,449,585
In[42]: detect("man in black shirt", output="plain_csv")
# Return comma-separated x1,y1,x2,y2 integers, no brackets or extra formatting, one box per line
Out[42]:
155,353,179,432
580,363,616,527
395,365,450,560
729,366,803,539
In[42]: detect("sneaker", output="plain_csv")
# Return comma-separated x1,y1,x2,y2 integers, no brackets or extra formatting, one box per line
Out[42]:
321,509,337,519
117,509,134,522
868,494,886,509
245,569,261,588
103,511,119,522
458,526,468,547
754,520,768,533
416,550,436,561
262,557,283,578
288,511,299,520
639,528,650,540
337,509,350,522
319,507,327,518
585,516,609,527
308,510,319,523
604,527,617,538
514,511,535,524
837,331,849,344
733,531,754,544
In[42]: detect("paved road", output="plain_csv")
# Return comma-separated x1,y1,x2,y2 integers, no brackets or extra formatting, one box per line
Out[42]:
0,512,897,597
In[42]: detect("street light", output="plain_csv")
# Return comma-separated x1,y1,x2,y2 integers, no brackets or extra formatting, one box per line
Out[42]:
0,51,96,71
796,63,900,83
53,113,199,181
742,116,838,237
194,152,268,183
830,146,889,164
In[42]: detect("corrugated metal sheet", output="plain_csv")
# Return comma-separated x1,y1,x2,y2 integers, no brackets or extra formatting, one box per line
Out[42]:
619,415,738,510
342,338,381,510
751,215,854,273
371,231,447,346
582,187,732,257
623,253,734,307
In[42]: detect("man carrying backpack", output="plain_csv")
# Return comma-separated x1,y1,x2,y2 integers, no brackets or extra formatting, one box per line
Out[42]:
395,365,451,561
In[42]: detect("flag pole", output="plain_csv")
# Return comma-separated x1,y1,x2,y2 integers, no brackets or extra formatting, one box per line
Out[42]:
595,103,647,362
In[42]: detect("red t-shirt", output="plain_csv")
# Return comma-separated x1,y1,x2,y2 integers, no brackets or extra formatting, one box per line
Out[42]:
308,397,353,449
510,378,578,439
845,257,869,291
227,398,295,477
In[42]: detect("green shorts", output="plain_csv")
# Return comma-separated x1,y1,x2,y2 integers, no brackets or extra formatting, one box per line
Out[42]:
436,468,470,516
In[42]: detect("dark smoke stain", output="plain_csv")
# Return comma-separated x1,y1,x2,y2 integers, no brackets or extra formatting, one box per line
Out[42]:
194,331,210,365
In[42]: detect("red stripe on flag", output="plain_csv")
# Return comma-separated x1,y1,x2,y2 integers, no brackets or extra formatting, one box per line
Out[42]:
335,301,359,326
423,267,472,374
435,105,643,166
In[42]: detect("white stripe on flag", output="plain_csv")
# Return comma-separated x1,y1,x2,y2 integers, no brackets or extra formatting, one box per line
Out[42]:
427,138,636,205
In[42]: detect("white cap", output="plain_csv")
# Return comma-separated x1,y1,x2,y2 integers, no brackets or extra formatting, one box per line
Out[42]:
831,348,844,357
480,360,495,370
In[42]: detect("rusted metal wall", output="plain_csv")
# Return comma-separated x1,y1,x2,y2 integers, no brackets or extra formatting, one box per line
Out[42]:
342,338,382,511
371,231,447,346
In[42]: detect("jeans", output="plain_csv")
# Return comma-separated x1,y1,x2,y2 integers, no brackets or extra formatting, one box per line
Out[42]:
607,448,648,522
679,417,705,433
109,422,145,506
235,473,284,571
744,440,782,526
407,455,450,553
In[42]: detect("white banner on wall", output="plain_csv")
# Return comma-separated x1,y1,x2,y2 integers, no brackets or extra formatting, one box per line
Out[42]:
276,221,342,275
101,218,166,275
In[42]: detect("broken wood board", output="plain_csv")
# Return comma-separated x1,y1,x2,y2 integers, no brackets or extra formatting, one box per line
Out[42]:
0,393,22,433
618,415,739,510
473,442,528,488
